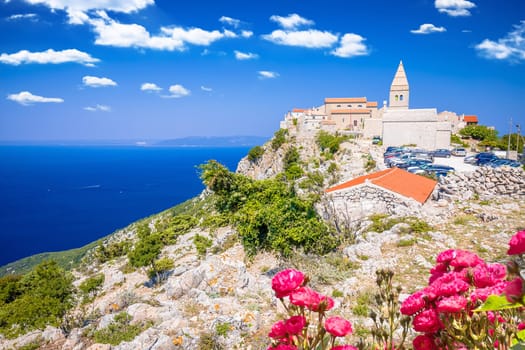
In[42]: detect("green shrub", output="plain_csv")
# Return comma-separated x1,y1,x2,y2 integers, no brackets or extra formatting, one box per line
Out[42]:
353,291,372,317
316,131,347,155
147,257,174,283
215,322,231,337
79,274,104,303
364,154,376,172
193,234,213,257
92,312,147,346
247,146,264,162
198,332,224,350
271,129,288,150
95,240,131,263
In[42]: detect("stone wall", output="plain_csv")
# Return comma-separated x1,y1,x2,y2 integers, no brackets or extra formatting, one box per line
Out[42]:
436,167,525,201
321,184,421,222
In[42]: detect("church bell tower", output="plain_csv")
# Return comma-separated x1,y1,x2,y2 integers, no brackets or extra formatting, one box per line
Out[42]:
389,61,409,109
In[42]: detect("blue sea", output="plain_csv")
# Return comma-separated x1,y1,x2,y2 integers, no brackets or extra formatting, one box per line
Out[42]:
0,145,250,266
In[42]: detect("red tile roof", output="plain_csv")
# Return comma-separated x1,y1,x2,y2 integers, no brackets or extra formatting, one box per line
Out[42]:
325,97,367,104
366,101,378,107
325,167,437,204
292,108,306,113
331,109,371,114
464,115,478,123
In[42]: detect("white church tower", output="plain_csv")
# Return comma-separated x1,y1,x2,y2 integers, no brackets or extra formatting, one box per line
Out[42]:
389,61,409,110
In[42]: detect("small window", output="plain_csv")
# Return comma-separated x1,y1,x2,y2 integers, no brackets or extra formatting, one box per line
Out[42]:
347,104,352,107
358,104,362,107
353,120,358,127
395,95,399,101
337,104,341,107
342,118,345,123
400,95,404,101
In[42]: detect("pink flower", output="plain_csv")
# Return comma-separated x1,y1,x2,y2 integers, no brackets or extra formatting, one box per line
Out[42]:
315,294,335,312
505,277,523,303
518,322,525,330
413,308,442,333
413,334,437,350
400,291,426,315
269,320,288,339
289,287,320,310
449,250,483,269
470,281,508,303
272,269,305,298
508,230,525,255
268,345,298,350
433,276,470,297
472,263,506,288
331,346,358,350
284,315,306,335
429,262,448,284
436,249,457,264
487,311,506,324
436,295,468,313
325,316,353,337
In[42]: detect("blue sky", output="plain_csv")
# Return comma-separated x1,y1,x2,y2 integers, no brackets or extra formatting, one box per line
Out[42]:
0,0,524,141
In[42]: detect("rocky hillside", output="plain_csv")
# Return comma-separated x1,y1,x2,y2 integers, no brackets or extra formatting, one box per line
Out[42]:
1,130,524,350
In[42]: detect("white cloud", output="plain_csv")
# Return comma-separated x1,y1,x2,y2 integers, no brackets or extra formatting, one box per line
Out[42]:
201,86,212,92
22,0,154,24
6,13,37,21
7,91,64,105
88,14,237,51
410,23,446,34
262,29,338,48
164,84,190,98
82,75,117,87
219,16,240,28
258,71,279,79
84,104,110,112
331,33,369,58
234,50,258,60
435,0,476,16
0,48,99,66
270,13,314,29
241,30,253,38
140,82,162,92
475,21,525,61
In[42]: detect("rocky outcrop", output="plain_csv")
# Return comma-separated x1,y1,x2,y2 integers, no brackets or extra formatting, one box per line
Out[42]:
436,166,525,200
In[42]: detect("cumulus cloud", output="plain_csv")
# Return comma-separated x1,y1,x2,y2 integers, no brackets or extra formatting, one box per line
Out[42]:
6,13,37,21
0,48,100,66
270,13,314,29
140,82,162,92
435,0,476,16
219,16,240,28
88,13,238,51
331,33,369,58
262,29,338,48
234,50,258,60
84,104,110,112
21,0,154,24
410,23,447,34
475,21,525,62
258,71,279,79
164,84,190,98
82,75,117,87
241,30,253,38
7,91,64,105
201,86,212,92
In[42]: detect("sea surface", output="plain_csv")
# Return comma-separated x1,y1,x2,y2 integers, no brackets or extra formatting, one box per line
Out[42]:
0,145,250,266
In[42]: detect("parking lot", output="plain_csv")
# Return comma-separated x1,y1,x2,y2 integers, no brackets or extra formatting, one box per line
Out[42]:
432,154,478,173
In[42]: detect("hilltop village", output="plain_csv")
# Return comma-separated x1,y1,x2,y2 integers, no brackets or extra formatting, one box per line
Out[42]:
280,61,479,150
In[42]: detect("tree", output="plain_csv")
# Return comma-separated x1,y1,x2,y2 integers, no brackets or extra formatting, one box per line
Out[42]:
247,145,264,162
459,125,498,141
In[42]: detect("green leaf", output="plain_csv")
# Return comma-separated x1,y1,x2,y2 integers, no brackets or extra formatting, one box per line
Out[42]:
516,329,525,342
474,295,522,311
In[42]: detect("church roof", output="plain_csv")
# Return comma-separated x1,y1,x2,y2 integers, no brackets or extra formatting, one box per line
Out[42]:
292,108,306,113
391,61,409,91
325,167,437,204
325,97,367,104
464,115,478,123
366,101,378,108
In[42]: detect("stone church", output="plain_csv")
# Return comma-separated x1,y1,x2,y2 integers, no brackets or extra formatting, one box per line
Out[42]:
381,62,451,150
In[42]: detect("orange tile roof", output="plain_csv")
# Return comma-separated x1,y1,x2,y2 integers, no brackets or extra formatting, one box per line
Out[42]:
366,101,378,107
325,167,437,204
321,120,336,125
464,115,478,123
325,97,367,104
331,109,371,114
292,108,306,113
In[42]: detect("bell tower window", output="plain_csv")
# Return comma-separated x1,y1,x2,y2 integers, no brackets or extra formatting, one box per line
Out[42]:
395,95,399,101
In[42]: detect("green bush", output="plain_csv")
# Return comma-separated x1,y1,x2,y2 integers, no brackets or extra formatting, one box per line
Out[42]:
316,131,348,155
79,274,104,303
247,146,264,162
95,240,131,263
271,129,288,150
364,154,376,172
193,234,213,257
92,312,147,345
215,322,231,336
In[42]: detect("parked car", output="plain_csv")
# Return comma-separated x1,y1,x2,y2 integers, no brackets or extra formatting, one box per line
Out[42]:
486,158,521,168
432,149,451,158
397,159,433,169
409,164,455,177
476,153,499,166
372,136,382,144
451,147,467,157
464,152,498,165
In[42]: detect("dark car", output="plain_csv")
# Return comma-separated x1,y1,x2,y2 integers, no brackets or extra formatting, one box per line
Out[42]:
397,159,433,169
464,152,498,165
432,149,451,158
372,136,382,144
